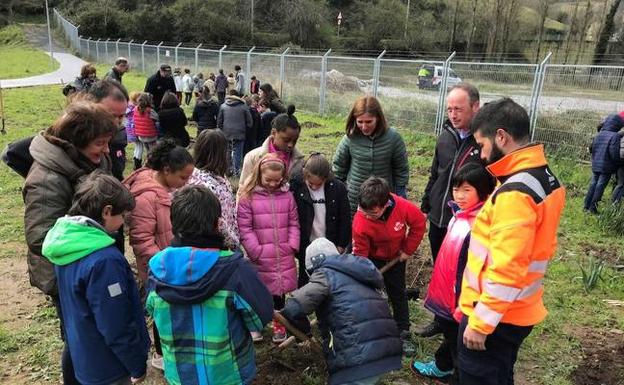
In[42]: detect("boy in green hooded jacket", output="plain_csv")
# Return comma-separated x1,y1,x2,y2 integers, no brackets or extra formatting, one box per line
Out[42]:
42,172,150,385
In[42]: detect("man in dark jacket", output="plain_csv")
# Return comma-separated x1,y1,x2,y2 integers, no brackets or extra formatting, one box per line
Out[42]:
420,83,481,337
217,91,252,176
215,69,229,105
104,57,129,83
144,64,176,111
89,80,129,181
280,238,402,385
584,113,624,213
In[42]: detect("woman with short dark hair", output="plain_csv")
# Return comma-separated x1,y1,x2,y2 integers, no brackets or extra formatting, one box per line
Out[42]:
23,100,117,384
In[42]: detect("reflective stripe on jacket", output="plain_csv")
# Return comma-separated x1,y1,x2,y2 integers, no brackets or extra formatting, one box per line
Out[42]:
459,144,565,334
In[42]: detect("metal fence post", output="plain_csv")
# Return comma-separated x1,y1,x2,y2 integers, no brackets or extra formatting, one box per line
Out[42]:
175,43,182,66
86,37,92,60
373,50,387,97
246,46,255,94
105,38,110,62
75,25,80,53
530,52,552,141
195,44,202,72
115,38,120,58
218,45,227,70
279,48,290,97
141,41,147,74
435,51,456,135
127,39,133,61
319,49,332,115
157,41,163,65
96,39,101,62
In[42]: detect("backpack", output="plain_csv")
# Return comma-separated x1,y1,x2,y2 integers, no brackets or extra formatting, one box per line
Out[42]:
1,136,35,178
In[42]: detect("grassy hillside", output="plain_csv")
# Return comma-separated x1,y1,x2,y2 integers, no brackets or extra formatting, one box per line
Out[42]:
0,25,59,80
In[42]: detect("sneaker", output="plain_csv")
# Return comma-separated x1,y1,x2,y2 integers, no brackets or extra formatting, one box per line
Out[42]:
411,359,453,380
400,330,416,357
251,331,264,342
417,320,442,338
272,321,287,344
151,353,164,371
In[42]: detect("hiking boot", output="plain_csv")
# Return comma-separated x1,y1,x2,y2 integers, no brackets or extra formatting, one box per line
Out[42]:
417,320,442,338
400,330,416,357
411,359,453,380
251,331,264,342
272,321,287,344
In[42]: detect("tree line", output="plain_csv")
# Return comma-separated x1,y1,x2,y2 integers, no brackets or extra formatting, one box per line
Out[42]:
1,0,623,64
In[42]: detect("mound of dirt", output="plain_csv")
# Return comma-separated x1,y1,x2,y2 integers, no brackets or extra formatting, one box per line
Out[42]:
570,327,624,385
300,69,370,92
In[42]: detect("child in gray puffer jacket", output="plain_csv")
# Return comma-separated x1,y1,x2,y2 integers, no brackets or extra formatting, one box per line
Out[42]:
279,238,402,385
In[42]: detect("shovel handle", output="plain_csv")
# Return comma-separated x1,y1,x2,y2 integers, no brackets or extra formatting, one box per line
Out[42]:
378,257,401,274
273,311,324,355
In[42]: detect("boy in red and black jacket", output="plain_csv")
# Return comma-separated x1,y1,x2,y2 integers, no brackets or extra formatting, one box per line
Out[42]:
352,176,426,355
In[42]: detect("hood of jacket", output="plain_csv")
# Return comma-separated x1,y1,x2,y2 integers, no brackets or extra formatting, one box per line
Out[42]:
196,98,217,108
42,216,115,266
148,239,241,304
29,132,100,181
224,95,245,106
601,114,624,133
316,254,384,290
123,168,171,202
252,183,291,196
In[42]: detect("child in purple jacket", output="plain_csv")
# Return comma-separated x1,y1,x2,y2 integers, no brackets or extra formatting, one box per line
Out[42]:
237,153,300,344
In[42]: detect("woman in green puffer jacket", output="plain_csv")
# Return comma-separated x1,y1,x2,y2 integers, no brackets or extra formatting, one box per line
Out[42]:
332,95,410,215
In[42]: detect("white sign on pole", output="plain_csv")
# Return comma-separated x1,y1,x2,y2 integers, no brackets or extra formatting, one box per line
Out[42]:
165,50,171,57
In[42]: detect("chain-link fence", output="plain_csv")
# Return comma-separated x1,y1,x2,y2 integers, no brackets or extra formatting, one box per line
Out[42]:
54,9,624,159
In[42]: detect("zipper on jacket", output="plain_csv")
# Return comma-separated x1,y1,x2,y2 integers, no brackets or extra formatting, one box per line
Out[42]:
270,192,283,292
439,124,462,226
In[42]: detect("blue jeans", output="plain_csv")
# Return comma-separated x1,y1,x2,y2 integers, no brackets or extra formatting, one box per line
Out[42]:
584,172,612,212
229,139,245,176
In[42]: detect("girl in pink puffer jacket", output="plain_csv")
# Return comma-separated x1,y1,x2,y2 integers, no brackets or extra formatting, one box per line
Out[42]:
237,153,300,343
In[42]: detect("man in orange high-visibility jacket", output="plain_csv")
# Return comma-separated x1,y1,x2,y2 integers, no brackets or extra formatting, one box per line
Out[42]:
457,98,565,385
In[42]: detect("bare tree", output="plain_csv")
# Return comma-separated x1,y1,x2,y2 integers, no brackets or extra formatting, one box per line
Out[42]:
486,0,505,58
593,0,622,64
563,0,581,64
449,0,462,51
500,0,520,60
466,0,479,59
535,0,552,62
575,0,594,64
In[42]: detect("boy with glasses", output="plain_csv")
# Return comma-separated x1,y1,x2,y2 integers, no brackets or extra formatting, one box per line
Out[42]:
352,177,426,356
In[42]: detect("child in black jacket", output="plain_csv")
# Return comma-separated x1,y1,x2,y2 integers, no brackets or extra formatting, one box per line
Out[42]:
290,153,351,287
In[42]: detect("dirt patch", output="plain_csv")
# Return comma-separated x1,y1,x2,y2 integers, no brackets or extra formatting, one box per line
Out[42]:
0,252,47,331
301,121,322,129
255,341,326,384
310,131,343,139
569,326,624,385
577,240,622,266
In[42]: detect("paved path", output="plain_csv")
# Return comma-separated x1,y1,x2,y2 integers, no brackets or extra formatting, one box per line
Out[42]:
0,25,85,89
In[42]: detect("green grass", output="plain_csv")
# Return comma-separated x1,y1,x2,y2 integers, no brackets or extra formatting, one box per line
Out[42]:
0,69,623,384
0,25,59,79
